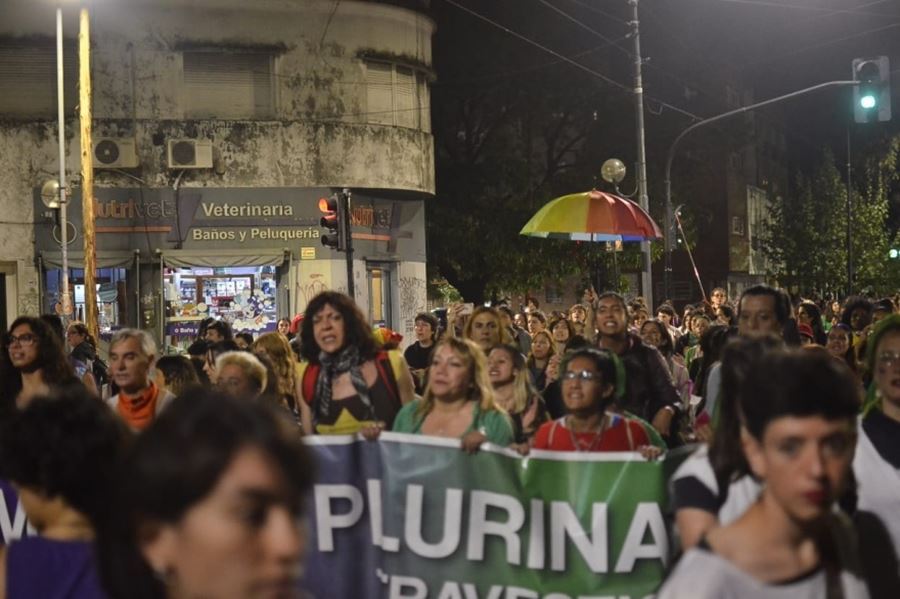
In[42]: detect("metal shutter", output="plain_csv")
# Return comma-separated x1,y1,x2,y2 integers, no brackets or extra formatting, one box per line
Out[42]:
0,46,77,117
183,52,274,119
394,66,416,129
365,61,394,125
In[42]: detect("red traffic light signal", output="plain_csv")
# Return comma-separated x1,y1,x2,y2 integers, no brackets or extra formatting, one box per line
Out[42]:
319,193,346,251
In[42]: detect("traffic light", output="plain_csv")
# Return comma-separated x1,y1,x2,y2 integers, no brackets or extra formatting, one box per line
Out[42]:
853,57,891,123
319,193,346,251
890,248,899,260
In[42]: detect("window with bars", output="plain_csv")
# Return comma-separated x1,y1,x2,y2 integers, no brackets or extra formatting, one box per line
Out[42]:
183,52,275,119
364,60,430,131
0,46,77,117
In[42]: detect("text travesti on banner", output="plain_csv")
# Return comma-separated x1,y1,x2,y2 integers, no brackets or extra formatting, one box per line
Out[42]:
303,433,689,599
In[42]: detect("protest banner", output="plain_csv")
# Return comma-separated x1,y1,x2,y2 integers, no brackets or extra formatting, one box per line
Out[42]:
0,479,29,545
304,433,685,599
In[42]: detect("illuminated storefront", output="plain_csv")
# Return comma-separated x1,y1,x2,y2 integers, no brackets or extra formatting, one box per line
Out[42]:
34,186,427,352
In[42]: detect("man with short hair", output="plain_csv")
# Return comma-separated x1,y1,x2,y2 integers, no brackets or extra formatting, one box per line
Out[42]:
710,287,728,310
405,312,439,393
594,292,681,441
703,284,788,420
205,319,232,343
527,311,547,336
106,329,174,431
736,284,789,339
656,303,682,340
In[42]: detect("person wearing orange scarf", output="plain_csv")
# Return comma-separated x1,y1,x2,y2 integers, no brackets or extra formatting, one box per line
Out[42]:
106,329,174,431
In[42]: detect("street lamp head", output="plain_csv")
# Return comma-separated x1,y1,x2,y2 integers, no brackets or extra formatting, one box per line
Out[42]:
600,158,627,184
40,179,61,209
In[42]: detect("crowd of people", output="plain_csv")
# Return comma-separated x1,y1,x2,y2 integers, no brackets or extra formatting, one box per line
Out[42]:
1,285,899,597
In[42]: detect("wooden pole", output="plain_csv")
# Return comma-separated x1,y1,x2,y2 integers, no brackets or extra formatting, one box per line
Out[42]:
79,8,98,341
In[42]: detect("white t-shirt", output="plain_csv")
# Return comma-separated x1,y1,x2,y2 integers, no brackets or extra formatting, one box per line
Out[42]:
658,539,870,599
670,445,761,526
853,412,900,570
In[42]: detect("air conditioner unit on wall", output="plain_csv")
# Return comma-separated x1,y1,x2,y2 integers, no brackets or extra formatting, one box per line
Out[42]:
167,139,213,169
93,137,140,169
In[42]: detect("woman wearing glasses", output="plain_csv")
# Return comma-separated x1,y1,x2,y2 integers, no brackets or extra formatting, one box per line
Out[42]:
854,314,900,574
531,347,659,456
0,316,80,413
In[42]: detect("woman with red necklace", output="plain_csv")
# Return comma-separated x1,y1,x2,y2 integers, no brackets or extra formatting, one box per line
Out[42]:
531,347,660,457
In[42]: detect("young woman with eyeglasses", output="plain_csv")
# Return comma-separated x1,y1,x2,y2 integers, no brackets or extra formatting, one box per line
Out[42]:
531,347,659,457
0,316,80,414
854,315,900,574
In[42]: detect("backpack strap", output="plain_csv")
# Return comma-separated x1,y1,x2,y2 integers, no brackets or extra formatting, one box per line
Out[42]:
373,350,401,407
300,362,320,406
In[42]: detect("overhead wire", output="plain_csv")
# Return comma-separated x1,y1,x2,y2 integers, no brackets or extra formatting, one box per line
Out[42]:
441,0,702,121
709,0,900,18
534,0,633,59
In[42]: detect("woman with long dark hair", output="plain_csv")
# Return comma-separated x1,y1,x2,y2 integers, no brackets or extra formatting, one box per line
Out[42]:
297,291,415,435
641,319,691,406
827,323,859,376
526,330,555,391
0,316,79,413
670,336,778,549
797,300,828,346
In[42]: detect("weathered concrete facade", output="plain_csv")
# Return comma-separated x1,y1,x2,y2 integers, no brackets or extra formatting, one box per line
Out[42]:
0,0,434,341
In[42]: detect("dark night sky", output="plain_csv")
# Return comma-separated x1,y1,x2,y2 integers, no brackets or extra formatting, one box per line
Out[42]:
433,0,900,172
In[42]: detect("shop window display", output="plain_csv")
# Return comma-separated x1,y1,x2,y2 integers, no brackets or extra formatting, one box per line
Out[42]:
164,266,278,350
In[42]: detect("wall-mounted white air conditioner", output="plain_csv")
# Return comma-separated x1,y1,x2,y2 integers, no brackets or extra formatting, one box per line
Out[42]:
93,137,140,169
167,139,213,169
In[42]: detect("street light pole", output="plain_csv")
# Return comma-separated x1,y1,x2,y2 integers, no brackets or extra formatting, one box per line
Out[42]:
629,0,653,308
55,7,72,319
663,79,859,301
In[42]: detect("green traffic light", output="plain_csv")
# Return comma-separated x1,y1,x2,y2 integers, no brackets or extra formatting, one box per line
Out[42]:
860,94,877,109
890,248,899,259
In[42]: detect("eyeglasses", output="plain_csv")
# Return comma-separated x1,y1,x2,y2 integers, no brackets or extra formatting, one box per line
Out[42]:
878,351,900,367
561,370,600,382
6,333,37,347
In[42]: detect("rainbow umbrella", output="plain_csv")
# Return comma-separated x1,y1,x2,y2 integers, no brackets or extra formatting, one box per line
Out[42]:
519,190,662,242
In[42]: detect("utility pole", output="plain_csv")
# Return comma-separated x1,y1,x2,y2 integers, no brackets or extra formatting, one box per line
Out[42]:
55,7,72,320
343,189,354,300
79,7,98,340
846,126,853,293
629,0,653,308
663,79,859,301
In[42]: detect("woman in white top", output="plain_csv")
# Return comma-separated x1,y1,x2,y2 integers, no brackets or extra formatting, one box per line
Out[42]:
670,336,779,549
853,314,900,586
660,349,868,598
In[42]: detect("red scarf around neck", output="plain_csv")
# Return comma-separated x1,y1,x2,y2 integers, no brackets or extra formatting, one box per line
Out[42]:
117,381,160,431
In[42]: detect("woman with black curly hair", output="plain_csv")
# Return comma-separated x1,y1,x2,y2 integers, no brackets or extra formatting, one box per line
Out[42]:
296,291,415,435
0,386,130,597
0,316,80,413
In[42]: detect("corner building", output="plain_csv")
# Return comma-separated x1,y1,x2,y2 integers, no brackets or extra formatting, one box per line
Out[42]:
0,0,433,348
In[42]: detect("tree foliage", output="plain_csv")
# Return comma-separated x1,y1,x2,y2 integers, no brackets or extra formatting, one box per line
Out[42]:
760,136,900,296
